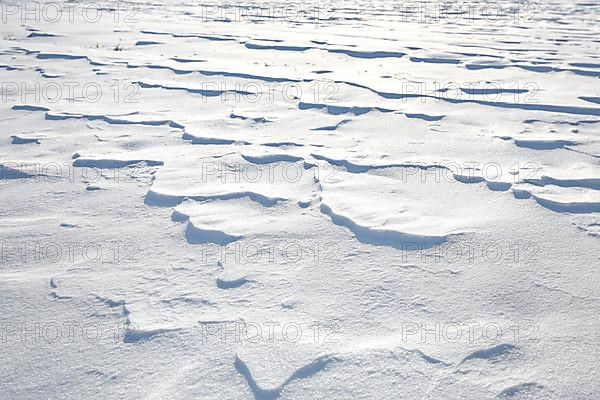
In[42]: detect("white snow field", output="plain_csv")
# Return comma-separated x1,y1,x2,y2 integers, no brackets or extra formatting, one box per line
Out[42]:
1,0,599,398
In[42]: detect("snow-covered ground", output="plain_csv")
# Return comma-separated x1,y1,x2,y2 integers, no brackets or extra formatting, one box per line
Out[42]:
1,1,599,398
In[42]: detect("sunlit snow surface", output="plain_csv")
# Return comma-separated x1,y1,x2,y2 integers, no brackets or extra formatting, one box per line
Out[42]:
1,1,599,398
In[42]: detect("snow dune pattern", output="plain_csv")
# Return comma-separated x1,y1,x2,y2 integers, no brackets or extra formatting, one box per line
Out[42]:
0,1,599,399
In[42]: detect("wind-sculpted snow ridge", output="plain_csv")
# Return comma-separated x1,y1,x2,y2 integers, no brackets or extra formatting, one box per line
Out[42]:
496,383,547,399
235,354,337,400
1,0,600,398
459,343,520,364
317,170,516,249
73,157,164,169
144,152,318,208
513,184,600,214
172,199,288,245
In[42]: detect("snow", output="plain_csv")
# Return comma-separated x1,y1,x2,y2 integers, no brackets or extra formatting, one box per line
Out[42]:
0,0,599,399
